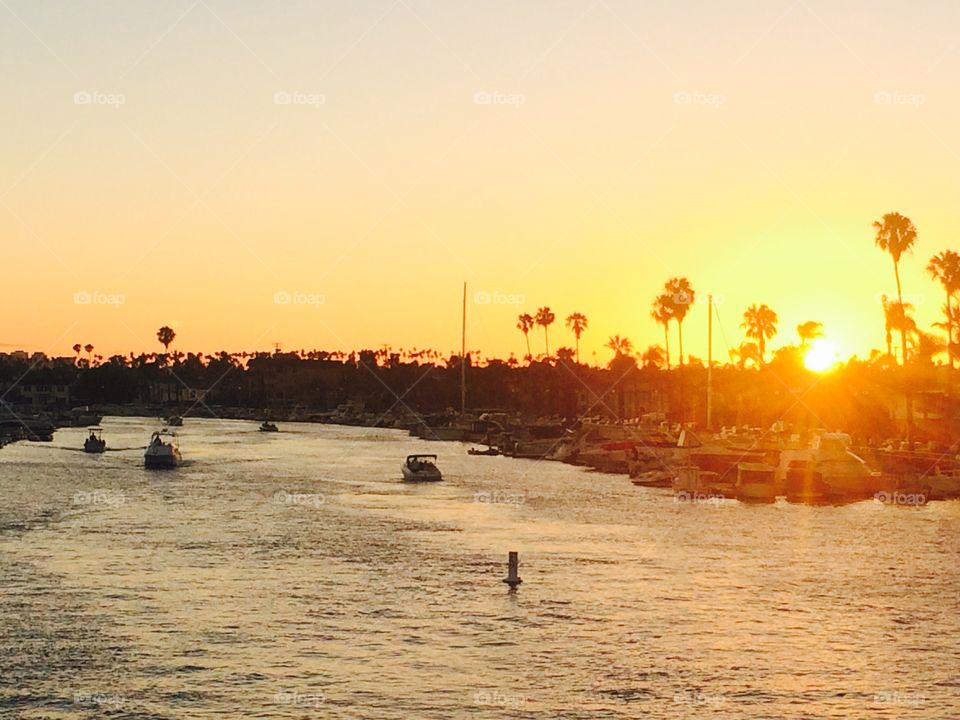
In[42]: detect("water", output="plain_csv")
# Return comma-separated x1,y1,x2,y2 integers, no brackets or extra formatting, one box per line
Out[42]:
1,417,958,719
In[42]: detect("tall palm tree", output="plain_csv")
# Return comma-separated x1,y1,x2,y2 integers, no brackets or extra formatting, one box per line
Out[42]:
741,304,778,363
663,278,695,365
565,312,588,364
516,313,534,360
651,295,674,369
535,307,556,356
873,212,918,366
72,343,82,365
796,321,824,347
83,344,94,364
927,249,960,369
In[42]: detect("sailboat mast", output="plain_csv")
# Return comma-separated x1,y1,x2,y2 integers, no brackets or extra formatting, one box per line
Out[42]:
707,294,714,431
461,282,467,414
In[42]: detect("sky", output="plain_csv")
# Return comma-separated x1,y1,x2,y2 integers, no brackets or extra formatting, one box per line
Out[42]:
2,0,959,364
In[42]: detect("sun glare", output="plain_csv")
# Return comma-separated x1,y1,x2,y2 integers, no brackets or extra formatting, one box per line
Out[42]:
804,339,838,372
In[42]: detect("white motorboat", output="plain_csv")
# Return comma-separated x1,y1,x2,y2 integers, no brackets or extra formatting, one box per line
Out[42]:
402,454,442,482
145,430,181,469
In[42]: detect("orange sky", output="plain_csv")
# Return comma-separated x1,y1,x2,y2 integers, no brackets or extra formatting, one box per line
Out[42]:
2,1,959,364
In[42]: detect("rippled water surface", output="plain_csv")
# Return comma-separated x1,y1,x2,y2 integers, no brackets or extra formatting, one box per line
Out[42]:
1,417,958,718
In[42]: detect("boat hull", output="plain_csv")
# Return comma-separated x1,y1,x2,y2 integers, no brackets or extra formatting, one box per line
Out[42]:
145,449,181,469
401,465,442,482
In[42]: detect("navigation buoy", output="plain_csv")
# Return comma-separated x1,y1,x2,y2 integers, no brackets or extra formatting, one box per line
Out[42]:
502,551,522,590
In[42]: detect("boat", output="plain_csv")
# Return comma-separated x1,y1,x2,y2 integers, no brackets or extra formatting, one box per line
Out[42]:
144,430,181,469
259,421,279,433
70,406,103,427
401,454,443,482
782,459,829,504
925,471,960,501
166,415,184,427
82,427,107,454
468,446,500,456
735,462,778,503
778,433,877,502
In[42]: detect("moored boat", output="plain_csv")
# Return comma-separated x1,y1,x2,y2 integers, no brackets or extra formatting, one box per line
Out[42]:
925,471,960,501
779,433,877,502
735,463,778,503
145,430,181,469
259,421,279,433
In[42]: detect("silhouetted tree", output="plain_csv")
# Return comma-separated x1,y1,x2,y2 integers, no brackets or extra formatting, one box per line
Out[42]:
535,307,555,356
873,212,917,366
741,304,778,364
565,312,588,364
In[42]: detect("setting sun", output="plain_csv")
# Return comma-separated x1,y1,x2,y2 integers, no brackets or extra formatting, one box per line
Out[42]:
804,339,839,372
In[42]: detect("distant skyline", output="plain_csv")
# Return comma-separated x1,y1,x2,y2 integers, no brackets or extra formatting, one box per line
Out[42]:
3,0,960,362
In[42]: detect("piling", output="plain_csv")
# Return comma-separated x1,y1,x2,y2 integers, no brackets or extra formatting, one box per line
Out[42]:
502,551,522,590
